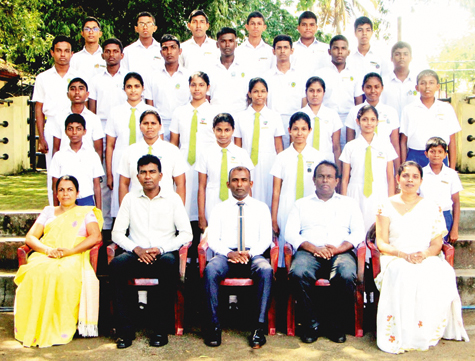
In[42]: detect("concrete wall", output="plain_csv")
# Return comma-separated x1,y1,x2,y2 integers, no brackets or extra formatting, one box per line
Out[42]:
454,93,475,172
0,96,30,175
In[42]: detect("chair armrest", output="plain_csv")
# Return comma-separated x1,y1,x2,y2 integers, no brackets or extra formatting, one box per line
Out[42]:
107,243,119,265
179,241,192,283
89,242,102,273
356,241,366,285
270,236,279,274
17,244,31,266
442,243,455,267
197,229,208,278
366,241,380,278
284,242,293,274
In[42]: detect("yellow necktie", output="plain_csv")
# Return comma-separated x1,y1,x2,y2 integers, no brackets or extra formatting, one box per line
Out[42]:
148,145,152,154
188,109,198,165
219,148,228,201
296,153,304,200
250,112,260,165
312,116,320,150
363,146,373,197
129,108,136,145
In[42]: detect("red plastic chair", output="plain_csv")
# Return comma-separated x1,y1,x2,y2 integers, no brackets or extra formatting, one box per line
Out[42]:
107,241,191,335
285,239,367,338
197,230,279,335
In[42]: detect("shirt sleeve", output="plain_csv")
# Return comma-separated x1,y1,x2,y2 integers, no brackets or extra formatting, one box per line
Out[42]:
111,194,138,252
284,202,308,251
35,206,53,226
88,77,98,101
274,114,286,137
269,153,283,178
451,171,463,195
171,146,189,177
387,106,400,130
91,117,106,141
32,73,46,103
207,204,234,256
331,110,343,133
339,141,351,163
85,210,99,224
345,198,366,247
400,106,409,135
163,194,193,253
345,108,357,130
91,152,105,178
233,115,242,138
249,203,273,257
105,111,118,137
49,153,62,178
194,149,208,174
169,109,180,134
117,149,131,178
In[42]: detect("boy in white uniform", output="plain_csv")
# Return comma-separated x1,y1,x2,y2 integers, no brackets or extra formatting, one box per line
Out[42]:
145,34,191,141
50,114,104,207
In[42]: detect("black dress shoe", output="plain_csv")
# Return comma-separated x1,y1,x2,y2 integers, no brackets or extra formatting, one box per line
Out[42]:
301,325,320,344
327,332,346,343
205,327,222,347
116,337,132,349
149,334,168,347
249,328,266,348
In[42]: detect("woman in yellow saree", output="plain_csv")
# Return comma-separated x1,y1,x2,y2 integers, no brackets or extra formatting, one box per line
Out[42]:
14,175,103,347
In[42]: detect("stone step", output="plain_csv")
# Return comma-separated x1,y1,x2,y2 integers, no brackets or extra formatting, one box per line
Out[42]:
0,269,16,308
0,211,39,237
454,237,475,269
460,208,475,232
456,269,475,306
0,237,24,269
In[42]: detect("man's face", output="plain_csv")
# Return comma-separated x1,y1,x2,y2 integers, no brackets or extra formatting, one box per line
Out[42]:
137,162,162,192
245,17,266,38
355,23,373,46
50,41,73,66
273,41,293,62
160,40,181,65
217,33,236,57
65,122,86,144
81,21,102,45
188,15,209,38
135,16,157,39
329,40,349,66
297,18,317,40
227,169,253,200
67,81,89,105
391,47,412,70
314,164,339,197
102,44,123,66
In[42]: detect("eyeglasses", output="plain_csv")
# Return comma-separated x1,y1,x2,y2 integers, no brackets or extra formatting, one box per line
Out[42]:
84,27,101,32
138,22,155,28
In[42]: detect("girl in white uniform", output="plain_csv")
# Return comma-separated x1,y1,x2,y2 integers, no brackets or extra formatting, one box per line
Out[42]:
340,105,397,231
270,112,325,266
105,72,157,217
195,113,254,232
170,71,217,222
234,77,284,208
299,76,342,166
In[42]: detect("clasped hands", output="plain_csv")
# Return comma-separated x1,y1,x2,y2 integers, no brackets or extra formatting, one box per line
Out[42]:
400,250,428,264
134,246,161,264
46,247,71,258
313,245,337,260
227,251,250,264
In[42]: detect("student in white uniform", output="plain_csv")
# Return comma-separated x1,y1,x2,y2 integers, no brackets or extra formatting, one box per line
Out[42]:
145,34,191,141
105,72,157,217
235,11,273,75
340,105,397,231
299,76,342,168
196,113,254,232
180,10,219,73
271,112,325,266
70,17,106,83
234,77,284,208
118,110,187,206
264,35,306,149
346,72,400,171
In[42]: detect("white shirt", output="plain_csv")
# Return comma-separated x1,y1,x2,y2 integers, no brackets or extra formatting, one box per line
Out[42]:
88,67,128,120
235,38,273,76
285,192,365,250
70,46,106,83
300,104,342,162
263,64,306,117
348,46,388,78
208,195,272,257
291,38,330,79
144,64,191,120
112,188,192,253
180,36,219,73
118,138,188,194
51,107,105,150
345,101,399,139
381,71,419,120
420,164,463,211
206,58,250,115
122,39,163,82
400,98,461,150
316,63,363,118
49,144,104,198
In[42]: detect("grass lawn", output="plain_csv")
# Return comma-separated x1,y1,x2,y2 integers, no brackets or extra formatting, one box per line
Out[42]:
459,174,475,208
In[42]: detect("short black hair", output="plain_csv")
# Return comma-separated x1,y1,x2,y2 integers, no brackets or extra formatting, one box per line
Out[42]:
55,175,79,192
228,166,251,182
51,35,73,51
417,69,440,85
124,72,144,87
313,160,339,178
64,113,86,130
216,27,236,39
102,38,123,52
248,77,268,93
137,11,155,24
189,9,209,23
160,34,180,47
273,34,292,49
329,35,348,48
189,71,210,86
354,16,373,31
68,77,88,91
425,137,448,152
213,113,235,129
82,16,101,29
298,11,317,25
247,11,265,24
140,110,161,124
398,161,423,178
362,72,383,88
391,41,412,57
306,76,326,93
289,112,311,129
137,154,161,173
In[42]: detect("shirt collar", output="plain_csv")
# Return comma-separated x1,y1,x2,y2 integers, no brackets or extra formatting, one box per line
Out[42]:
423,164,447,176
79,45,103,56
296,38,320,48
312,191,340,202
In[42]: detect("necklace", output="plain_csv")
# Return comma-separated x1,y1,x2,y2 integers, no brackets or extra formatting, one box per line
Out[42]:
401,197,419,212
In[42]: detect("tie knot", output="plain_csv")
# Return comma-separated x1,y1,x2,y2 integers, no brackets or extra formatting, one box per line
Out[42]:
314,116,319,121
222,148,227,154
237,201,245,207
298,153,303,160
193,109,197,114
131,108,136,113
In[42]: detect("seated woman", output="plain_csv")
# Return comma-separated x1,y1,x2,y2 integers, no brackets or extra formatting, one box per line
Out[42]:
375,161,468,354
14,175,103,348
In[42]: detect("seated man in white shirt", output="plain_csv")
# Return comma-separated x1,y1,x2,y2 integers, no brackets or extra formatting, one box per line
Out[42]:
286,161,365,344
110,154,193,349
203,166,273,349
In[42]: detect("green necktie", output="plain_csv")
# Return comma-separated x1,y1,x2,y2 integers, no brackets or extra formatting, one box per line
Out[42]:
219,148,228,201
188,109,198,165
129,108,136,145
363,146,373,197
296,153,304,200
312,116,320,150
250,112,260,165
148,145,152,155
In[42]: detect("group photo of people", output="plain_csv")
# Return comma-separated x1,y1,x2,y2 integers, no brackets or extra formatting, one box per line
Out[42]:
12,5,471,356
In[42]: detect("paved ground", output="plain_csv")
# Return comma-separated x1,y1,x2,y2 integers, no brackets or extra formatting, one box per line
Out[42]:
1,310,474,361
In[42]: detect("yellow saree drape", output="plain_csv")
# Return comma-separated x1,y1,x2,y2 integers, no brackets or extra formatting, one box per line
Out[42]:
14,206,103,348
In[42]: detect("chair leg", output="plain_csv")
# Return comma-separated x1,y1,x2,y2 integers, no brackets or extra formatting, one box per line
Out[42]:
175,286,185,335
268,297,276,335
354,287,364,337
287,294,295,336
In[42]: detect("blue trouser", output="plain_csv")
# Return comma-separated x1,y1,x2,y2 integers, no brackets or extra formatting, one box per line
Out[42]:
407,148,448,167
204,254,273,328
77,195,95,206
289,249,356,331
443,210,453,243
